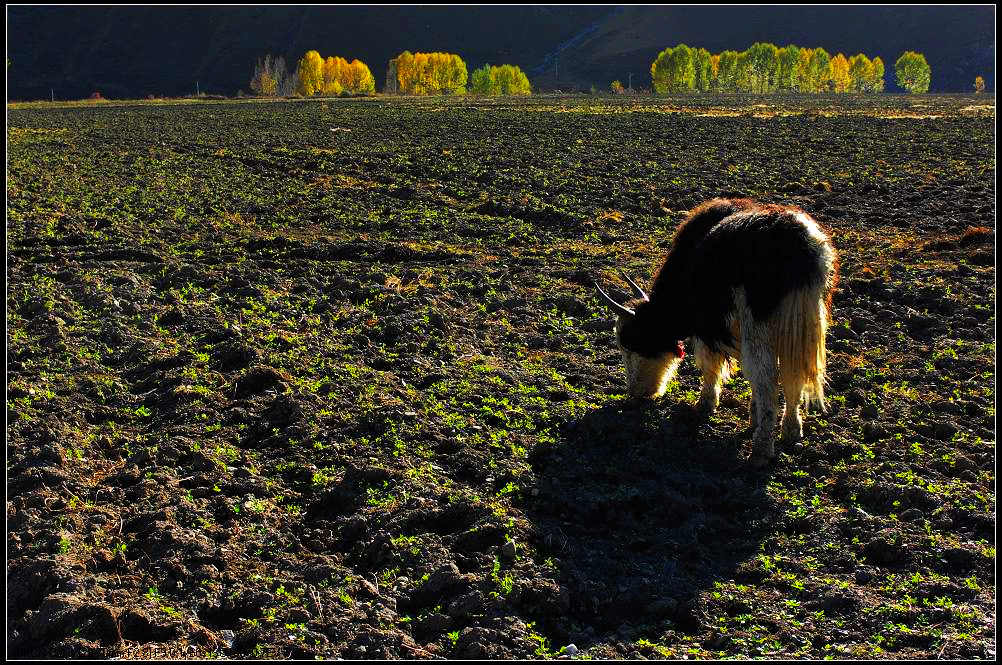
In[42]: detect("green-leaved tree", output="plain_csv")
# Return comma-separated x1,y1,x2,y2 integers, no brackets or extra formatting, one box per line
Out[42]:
869,57,886,92
847,53,872,92
694,48,713,92
895,51,931,93
716,50,741,92
651,44,696,93
745,42,779,93
470,63,531,95
776,45,801,92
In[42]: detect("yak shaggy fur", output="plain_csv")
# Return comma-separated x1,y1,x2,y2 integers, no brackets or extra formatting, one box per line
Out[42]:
613,197,839,463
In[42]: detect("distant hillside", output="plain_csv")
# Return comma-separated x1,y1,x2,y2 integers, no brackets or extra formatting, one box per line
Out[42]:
534,6,995,93
6,5,994,100
6,6,610,99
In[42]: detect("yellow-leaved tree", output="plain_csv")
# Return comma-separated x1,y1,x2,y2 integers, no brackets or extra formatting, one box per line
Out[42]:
805,48,832,93
296,50,324,96
343,57,361,92
830,53,851,93
323,56,347,95
292,53,375,96
414,52,433,94
349,59,376,95
389,51,467,95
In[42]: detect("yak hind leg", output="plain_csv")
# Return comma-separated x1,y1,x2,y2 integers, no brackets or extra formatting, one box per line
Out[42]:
780,368,806,443
741,323,779,467
694,340,728,416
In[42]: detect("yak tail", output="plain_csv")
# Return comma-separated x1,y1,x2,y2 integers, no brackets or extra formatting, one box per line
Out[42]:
775,276,832,412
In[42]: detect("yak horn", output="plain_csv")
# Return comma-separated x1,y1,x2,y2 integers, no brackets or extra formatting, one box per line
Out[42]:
594,282,636,318
618,269,649,301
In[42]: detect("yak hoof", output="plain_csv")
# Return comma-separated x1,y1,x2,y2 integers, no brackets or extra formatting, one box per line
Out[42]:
781,429,803,444
748,439,776,468
747,451,775,469
781,414,803,442
696,399,717,417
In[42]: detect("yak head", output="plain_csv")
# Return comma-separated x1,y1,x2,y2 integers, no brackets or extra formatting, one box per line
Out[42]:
595,270,685,399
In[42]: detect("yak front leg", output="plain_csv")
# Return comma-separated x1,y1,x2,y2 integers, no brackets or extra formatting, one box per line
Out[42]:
694,340,728,416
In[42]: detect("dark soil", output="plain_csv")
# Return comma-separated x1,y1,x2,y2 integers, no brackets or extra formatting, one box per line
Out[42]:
7,93,995,659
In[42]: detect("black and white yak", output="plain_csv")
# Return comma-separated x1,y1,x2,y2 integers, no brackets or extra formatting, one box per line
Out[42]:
595,198,839,466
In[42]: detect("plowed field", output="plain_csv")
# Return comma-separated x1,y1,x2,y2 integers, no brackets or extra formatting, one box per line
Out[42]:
7,94,995,659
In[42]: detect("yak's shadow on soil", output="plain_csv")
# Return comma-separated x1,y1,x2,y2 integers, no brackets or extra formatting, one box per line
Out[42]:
524,398,778,642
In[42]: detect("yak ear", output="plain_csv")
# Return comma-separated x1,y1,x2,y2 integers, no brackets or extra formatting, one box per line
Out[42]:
594,281,635,318
617,269,649,301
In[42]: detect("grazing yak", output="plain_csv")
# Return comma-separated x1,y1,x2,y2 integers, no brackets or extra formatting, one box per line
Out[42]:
595,198,839,466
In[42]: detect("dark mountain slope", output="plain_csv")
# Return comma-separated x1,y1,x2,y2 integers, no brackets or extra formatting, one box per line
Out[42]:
6,6,611,99
6,5,994,99
537,5,995,93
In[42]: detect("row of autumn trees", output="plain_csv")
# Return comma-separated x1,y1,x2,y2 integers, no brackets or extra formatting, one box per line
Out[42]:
295,51,376,96
384,51,531,95
652,43,886,94
252,45,933,98
250,52,374,96
470,64,531,95
252,50,531,97
650,43,932,94
385,51,468,94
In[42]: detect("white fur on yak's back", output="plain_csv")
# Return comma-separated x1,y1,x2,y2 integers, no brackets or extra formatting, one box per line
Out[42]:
795,211,833,252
